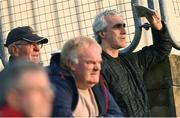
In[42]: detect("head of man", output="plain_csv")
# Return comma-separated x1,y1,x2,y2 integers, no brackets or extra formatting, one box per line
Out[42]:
0,61,54,117
61,36,102,90
93,9,127,49
5,26,48,63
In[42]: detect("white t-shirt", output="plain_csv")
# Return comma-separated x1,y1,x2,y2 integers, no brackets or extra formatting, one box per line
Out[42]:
73,88,99,117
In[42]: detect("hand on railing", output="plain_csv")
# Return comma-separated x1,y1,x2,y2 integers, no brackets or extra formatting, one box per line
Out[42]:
145,10,162,31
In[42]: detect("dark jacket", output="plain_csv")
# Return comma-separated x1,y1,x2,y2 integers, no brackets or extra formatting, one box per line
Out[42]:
48,53,123,117
101,22,172,116
0,56,15,73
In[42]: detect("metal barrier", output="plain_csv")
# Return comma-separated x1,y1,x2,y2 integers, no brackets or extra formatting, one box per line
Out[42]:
0,0,179,68
159,0,180,50
0,4,8,67
0,0,137,67
121,0,142,54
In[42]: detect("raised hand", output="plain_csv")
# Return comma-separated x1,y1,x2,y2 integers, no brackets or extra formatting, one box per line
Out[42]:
145,10,162,30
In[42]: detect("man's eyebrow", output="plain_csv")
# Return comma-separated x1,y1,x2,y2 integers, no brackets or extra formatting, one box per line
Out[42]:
112,23,126,28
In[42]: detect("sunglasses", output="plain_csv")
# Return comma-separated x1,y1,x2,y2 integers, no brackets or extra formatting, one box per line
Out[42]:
112,23,126,29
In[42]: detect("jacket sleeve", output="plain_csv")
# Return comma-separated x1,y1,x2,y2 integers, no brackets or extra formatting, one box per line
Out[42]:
106,89,124,117
50,76,74,117
129,21,172,71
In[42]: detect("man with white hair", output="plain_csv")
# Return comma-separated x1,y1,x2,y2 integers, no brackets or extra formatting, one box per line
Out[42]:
48,36,123,117
92,9,172,116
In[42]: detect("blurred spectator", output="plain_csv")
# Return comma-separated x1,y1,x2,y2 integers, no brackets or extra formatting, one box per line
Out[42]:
48,36,123,117
0,61,54,117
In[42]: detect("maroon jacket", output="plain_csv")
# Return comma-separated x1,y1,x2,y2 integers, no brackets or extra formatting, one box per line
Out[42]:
0,105,23,117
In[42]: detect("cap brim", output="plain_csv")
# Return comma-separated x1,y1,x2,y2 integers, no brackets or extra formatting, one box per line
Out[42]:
22,34,48,44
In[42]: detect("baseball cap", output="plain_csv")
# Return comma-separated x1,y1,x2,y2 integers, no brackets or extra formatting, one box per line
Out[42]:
4,26,48,47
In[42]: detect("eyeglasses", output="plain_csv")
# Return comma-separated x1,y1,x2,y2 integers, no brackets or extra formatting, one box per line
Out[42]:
15,42,43,48
112,23,126,29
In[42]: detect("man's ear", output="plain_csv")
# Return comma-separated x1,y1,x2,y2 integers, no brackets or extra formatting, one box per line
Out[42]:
11,45,19,56
98,32,106,39
68,61,76,71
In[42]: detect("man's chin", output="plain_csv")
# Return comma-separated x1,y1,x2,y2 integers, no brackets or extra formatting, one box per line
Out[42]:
120,43,127,49
88,80,99,86
115,44,126,49
31,59,40,63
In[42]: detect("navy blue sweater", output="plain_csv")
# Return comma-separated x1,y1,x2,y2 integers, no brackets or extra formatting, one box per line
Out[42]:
48,53,123,117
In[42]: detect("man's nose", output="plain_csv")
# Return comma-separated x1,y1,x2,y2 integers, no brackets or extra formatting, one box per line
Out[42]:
33,44,41,51
121,28,126,34
94,63,101,71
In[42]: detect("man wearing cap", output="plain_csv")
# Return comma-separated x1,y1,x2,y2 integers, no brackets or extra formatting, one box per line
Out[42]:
4,26,48,64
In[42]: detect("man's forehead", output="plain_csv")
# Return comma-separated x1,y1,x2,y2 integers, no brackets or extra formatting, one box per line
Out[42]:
105,16,124,24
19,70,48,85
78,52,102,62
105,15,124,20
15,40,27,43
